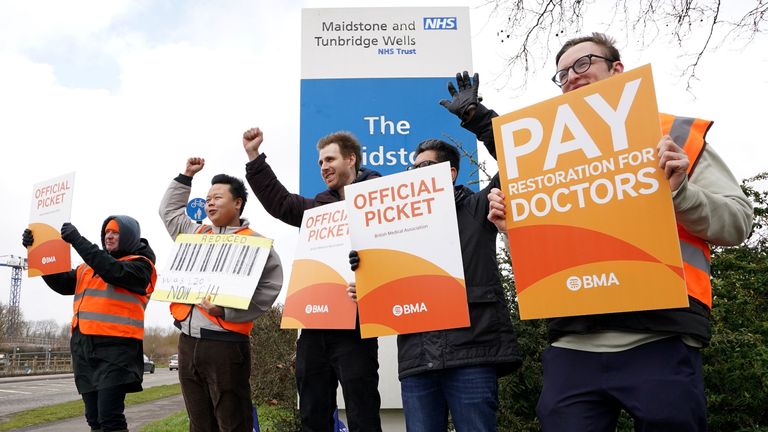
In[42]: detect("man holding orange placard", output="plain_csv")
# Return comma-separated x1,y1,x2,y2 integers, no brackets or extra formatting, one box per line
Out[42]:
477,33,752,431
349,135,522,431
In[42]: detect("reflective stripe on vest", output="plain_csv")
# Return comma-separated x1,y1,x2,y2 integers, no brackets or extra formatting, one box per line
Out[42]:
660,113,714,308
169,225,256,336
72,255,157,339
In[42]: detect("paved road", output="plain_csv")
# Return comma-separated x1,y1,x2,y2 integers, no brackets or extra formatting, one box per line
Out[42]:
17,394,185,432
0,368,180,417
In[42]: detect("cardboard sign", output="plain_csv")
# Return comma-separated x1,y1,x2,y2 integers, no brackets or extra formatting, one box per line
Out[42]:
152,233,273,309
345,162,469,338
27,172,75,276
492,65,688,319
281,202,358,330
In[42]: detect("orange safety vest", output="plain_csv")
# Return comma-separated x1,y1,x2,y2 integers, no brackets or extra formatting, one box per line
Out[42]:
169,225,256,335
660,113,714,308
72,255,157,339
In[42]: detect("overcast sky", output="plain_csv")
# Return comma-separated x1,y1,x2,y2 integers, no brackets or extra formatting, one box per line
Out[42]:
1,0,766,330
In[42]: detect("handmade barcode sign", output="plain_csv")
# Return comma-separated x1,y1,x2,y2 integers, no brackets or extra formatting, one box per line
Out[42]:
152,233,273,309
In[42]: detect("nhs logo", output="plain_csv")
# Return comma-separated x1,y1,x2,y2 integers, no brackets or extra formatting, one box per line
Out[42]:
423,17,457,30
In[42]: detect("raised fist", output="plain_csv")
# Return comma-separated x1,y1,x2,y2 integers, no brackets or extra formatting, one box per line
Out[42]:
185,157,205,177
439,71,480,122
243,127,264,161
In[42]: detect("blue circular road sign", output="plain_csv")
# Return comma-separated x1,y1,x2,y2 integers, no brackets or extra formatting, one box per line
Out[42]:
186,198,207,221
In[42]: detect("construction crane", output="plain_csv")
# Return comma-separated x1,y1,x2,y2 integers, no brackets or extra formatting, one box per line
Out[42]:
1,255,28,337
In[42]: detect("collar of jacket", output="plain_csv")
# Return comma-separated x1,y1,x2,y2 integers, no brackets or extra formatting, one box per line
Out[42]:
316,167,384,203
454,184,472,204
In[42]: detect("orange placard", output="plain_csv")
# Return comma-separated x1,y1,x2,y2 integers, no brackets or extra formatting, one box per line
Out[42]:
492,65,688,319
345,162,469,338
26,222,71,276
280,202,358,330
27,173,75,277
352,249,469,338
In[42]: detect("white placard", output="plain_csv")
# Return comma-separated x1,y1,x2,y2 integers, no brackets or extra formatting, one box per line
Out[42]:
152,233,273,310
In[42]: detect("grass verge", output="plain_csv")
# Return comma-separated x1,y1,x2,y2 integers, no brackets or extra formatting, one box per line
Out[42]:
141,404,299,432
0,384,182,432
140,410,188,432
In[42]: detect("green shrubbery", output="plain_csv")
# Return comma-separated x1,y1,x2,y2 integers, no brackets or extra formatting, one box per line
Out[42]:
703,173,768,432
249,305,301,431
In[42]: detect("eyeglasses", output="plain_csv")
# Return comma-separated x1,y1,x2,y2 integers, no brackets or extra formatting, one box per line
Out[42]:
551,54,616,87
407,160,439,171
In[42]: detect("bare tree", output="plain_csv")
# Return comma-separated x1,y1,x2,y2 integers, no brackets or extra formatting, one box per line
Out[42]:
58,322,71,339
55,323,71,350
143,325,181,361
0,301,7,340
26,319,61,340
483,0,767,91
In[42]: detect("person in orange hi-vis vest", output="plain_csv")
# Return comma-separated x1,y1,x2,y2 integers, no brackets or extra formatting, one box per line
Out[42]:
159,159,283,432
459,33,754,431
22,215,157,432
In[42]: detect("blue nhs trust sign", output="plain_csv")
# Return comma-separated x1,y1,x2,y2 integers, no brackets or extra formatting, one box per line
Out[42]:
423,17,457,30
299,77,478,197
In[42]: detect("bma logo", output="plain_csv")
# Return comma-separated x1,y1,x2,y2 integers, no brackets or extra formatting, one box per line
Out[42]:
566,273,620,291
392,303,428,316
423,17,457,30
304,304,329,314
41,256,57,265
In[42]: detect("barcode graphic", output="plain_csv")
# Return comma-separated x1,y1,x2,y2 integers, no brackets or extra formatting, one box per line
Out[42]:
168,242,261,276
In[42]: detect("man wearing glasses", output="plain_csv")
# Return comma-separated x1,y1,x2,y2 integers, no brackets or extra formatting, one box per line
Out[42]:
351,133,521,432
461,33,753,431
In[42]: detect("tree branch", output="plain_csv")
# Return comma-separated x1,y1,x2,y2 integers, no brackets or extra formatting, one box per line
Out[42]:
488,0,766,94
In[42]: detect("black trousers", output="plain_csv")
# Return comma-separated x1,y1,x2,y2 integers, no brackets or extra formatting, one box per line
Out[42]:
537,337,707,431
296,329,381,432
82,386,128,432
178,333,253,432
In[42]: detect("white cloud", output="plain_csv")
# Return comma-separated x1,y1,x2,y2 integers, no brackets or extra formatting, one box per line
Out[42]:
0,1,304,328
0,0,137,51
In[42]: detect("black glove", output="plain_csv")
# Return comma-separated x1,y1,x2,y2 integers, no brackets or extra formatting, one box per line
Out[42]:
439,71,480,121
349,250,360,271
60,223,82,244
22,228,34,248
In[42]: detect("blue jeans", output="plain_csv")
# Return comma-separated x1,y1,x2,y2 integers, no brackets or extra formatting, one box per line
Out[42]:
401,365,498,432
